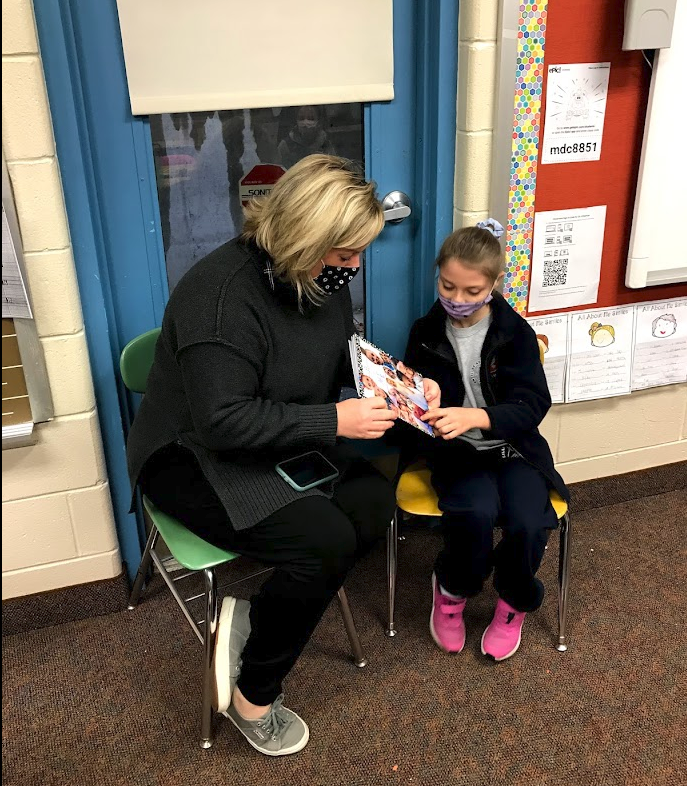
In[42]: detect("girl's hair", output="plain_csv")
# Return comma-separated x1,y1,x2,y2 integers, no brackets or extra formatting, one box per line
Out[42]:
242,154,384,304
435,225,505,281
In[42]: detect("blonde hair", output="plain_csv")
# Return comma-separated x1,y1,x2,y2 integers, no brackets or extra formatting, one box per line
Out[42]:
589,322,615,339
435,226,505,282
242,154,384,304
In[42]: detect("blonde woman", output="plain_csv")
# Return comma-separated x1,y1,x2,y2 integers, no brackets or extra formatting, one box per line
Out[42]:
127,155,397,756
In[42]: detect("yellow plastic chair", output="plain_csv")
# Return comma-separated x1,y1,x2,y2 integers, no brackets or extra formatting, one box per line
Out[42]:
122,328,368,749
387,341,572,651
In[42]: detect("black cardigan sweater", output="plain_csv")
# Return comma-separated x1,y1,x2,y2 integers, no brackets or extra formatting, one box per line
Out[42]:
126,238,357,530
403,293,569,501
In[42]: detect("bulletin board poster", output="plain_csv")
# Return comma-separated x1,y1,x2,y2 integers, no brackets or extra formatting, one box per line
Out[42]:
526,314,568,403
566,306,635,402
541,62,611,164
528,205,607,312
632,299,687,390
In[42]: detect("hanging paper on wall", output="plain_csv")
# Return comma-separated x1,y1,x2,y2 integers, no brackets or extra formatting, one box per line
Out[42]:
528,205,606,312
631,298,687,390
526,314,569,404
541,62,611,164
566,306,635,402
2,205,32,320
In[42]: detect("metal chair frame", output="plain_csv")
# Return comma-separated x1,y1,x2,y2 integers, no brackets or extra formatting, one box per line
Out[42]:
127,520,368,750
386,493,572,651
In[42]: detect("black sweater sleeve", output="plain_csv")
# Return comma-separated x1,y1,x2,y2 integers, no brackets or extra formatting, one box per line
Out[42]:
177,340,338,453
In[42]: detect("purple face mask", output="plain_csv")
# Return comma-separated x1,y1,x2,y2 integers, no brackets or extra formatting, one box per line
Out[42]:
439,292,493,320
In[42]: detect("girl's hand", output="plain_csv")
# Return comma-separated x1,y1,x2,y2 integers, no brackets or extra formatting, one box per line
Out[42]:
336,396,398,439
423,378,441,409
421,406,491,440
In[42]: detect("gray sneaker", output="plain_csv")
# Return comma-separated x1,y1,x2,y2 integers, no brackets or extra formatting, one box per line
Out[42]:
225,694,310,756
212,596,251,713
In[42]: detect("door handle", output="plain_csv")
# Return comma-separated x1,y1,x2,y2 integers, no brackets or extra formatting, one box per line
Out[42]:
382,191,412,224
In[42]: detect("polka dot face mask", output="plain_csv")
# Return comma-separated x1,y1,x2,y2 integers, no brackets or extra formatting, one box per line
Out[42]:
314,264,359,294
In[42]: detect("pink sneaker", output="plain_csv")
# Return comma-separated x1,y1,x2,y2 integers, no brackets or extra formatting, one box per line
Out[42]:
430,574,466,653
481,598,526,661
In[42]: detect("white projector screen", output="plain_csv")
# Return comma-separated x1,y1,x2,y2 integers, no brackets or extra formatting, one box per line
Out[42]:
626,0,687,288
115,0,394,114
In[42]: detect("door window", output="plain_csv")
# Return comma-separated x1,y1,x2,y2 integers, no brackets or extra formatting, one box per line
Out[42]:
150,104,365,331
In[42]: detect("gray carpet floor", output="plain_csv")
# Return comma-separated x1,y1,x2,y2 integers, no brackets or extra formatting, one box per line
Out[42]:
3,488,686,786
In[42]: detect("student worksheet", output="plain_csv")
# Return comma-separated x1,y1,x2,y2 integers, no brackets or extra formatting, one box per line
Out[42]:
566,306,635,402
526,314,569,403
631,298,687,390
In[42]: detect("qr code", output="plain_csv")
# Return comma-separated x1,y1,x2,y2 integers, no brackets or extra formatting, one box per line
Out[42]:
543,258,568,287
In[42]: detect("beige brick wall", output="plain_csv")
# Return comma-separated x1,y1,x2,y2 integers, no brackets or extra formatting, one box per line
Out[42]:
454,0,687,484
454,0,498,229
2,0,121,599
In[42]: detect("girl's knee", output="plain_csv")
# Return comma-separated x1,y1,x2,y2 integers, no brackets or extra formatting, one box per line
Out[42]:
442,502,498,531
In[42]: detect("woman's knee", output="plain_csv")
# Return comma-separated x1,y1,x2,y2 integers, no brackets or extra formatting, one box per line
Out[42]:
292,510,358,583
334,468,396,538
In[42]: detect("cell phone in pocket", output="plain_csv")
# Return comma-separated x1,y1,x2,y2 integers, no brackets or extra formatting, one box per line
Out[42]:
275,451,339,492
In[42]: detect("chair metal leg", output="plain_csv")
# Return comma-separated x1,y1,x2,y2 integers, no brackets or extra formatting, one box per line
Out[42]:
127,526,159,609
200,568,218,749
386,511,399,637
337,588,367,668
556,512,572,652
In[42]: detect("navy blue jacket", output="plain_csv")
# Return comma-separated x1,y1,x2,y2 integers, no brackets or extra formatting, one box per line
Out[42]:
402,293,569,502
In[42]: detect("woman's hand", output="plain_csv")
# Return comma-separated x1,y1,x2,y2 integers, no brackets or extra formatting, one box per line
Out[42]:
336,397,398,439
422,378,441,409
421,406,491,440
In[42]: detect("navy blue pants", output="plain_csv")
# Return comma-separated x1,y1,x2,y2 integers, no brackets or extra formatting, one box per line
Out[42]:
431,453,558,613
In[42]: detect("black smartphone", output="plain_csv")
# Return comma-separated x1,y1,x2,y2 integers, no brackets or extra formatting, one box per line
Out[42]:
275,451,339,491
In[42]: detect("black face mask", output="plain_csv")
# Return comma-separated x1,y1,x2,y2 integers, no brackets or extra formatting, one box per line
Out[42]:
314,265,359,294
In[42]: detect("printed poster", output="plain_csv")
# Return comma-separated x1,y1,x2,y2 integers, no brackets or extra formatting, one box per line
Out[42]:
528,206,607,312
541,62,611,164
526,315,569,403
632,299,687,390
566,306,635,402
2,205,32,320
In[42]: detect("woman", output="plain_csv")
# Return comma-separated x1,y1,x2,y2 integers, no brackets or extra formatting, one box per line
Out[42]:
127,155,397,756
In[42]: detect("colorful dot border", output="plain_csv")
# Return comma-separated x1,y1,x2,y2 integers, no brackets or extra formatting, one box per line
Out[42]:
503,1,548,314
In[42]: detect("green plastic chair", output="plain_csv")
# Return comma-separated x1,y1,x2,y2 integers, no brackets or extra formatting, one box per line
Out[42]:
122,328,367,750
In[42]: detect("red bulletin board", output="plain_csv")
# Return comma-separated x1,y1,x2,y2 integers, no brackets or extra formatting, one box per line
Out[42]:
528,0,687,317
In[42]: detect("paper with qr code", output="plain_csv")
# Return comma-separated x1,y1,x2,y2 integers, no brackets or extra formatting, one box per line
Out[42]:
348,335,435,437
528,205,607,312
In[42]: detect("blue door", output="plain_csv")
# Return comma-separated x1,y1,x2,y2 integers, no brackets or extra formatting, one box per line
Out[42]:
34,0,458,577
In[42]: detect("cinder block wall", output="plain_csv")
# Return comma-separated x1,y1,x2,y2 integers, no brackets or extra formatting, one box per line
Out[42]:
2,0,121,599
454,0,687,483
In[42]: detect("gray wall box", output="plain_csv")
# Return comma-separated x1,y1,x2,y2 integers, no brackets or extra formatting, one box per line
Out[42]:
623,0,677,50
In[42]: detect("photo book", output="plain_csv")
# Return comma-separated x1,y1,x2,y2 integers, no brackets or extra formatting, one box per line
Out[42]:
348,335,435,437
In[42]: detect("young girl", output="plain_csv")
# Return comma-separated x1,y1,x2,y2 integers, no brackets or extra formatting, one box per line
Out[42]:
404,219,569,661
